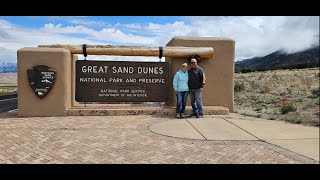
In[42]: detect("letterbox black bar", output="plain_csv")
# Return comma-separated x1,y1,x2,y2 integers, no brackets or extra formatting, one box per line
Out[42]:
82,44,87,61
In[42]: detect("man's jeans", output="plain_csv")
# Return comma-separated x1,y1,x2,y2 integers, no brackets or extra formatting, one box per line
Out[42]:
176,91,188,114
189,89,203,115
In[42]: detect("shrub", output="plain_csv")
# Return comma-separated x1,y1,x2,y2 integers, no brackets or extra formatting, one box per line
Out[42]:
241,69,253,73
0,88,17,95
258,74,264,80
310,119,320,127
310,88,320,98
301,77,312,89
268,116,275,120
284,116,302,124
280,102,297,114
260,80,273,93
249,81,260,91
234,81,245,92
286,88,292,95
272,73,279,80
281,112,304,124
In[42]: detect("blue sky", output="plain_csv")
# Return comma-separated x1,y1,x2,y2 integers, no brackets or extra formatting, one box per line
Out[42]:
0,16,319,63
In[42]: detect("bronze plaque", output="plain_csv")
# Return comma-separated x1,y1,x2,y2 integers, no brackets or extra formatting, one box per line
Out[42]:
27,65,56,99
76,60,169,102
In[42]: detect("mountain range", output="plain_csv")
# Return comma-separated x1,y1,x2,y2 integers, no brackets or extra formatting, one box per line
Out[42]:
235,45,319,72
0,62,17,73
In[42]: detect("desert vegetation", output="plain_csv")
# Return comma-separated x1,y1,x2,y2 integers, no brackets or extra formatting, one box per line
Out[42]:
0,73,17,95
234,68,319,126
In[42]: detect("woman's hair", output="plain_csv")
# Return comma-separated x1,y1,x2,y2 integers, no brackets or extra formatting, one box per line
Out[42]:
188,54,201,64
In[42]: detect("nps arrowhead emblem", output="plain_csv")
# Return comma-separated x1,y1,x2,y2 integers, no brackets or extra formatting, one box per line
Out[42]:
27,65,56,99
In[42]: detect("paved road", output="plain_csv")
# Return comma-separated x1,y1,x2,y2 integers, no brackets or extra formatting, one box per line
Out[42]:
0,93,17,114
0,111,318,164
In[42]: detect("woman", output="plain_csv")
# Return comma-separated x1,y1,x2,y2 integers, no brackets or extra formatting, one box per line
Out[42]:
173,63,189,118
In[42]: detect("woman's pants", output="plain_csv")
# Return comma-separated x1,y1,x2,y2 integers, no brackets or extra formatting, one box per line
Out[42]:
176,91,188,114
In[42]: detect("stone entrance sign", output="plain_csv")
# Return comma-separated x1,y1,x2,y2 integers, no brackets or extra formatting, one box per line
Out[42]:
18,37,234,117
75,60,169,102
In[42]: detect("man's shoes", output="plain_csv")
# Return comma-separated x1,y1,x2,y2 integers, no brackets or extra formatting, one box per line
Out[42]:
189,114,197,117
199,113,204,118
176,113,181,118
196,114,200,118
181,113,189,118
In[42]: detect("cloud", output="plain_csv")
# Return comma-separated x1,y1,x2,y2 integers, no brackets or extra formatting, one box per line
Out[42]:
41,23,94,34
112,21,193,45
91,27,154,44
119,23,143,29
107,17,319,60
41,23,155,45
0,16,318,63
144,21,193,36
0,20,103,63
0,19,158,63
143,21,194,46
186,16,319,59
68,18,110,27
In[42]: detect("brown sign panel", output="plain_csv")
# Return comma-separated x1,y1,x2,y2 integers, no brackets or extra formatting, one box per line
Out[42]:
76,60,169,102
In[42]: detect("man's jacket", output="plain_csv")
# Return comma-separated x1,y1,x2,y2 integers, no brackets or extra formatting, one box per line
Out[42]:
188,66,205,89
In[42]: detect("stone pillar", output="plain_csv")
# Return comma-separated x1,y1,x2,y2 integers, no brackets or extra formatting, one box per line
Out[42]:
17,48,72,117
71,55,80,107
165,37,235,112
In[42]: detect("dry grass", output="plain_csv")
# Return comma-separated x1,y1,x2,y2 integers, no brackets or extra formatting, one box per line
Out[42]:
0,73,17,94
234,68,320,127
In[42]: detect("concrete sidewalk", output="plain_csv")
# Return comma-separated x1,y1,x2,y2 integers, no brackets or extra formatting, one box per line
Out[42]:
0,111,318,164
149,113,319,162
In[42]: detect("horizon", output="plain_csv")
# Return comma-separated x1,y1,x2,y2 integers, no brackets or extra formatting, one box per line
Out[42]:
0,16,319,63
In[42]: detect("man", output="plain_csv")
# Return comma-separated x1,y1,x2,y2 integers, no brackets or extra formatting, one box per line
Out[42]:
188,55,206,118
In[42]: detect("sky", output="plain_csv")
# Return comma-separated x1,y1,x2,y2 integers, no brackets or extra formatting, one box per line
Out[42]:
0,16,319,63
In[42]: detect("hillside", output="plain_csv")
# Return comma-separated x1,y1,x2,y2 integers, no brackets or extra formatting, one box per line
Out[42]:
235,46,319,72
234,68,319,126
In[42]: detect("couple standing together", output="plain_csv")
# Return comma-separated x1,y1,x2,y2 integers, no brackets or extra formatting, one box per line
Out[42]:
173,55,206,118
